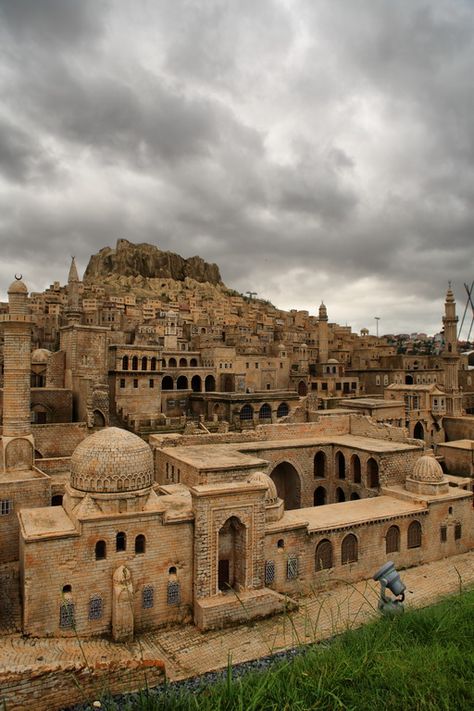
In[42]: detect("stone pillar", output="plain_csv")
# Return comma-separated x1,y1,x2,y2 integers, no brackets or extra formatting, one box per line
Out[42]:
0,278,34,472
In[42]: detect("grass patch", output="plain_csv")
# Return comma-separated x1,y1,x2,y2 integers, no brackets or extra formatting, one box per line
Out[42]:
105,589,474,711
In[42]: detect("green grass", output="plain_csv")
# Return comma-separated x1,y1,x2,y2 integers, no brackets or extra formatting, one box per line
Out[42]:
111,589,474,711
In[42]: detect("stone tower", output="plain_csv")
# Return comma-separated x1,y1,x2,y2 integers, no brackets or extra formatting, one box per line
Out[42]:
442,285,463,416
318,302,329,364
0,277,34,472
64,256,82,326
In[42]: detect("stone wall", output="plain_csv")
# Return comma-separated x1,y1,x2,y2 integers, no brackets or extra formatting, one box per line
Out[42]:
443,416,474,441
32,422,88,458
0,659,164,711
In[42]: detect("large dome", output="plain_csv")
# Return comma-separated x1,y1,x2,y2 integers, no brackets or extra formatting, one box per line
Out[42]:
70,427,153,493
412,450,444,483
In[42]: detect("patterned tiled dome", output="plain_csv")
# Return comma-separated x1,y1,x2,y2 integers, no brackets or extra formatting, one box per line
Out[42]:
249,471,278,502
70,427,153,493
411,450,444,483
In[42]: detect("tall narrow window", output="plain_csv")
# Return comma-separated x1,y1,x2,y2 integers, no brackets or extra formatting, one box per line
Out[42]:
265,560,276,585
135,534,146,554
95,540,106,560
88,595,103,620
315,540,333,571
341,534,358,564
407,521,422,549
454,523,462,540
286,555,298,580
385,526,400,554
116,531,126,552
142,585,154,609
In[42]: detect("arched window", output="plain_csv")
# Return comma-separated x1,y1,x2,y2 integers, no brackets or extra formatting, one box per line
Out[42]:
314,486,326,506
161,375,174,390
59,600,75,628
350,492,360,500
314,451,326,478
190,358,198,367
298,380,308,396
179,357,187,367
386,526,400,554
150,357,157,370
335,451,345,479
116,531,126,552
367,458,379,488
177,375,188,390
191,374,202,392
122,355,129,371
351,455,361,484
131,356,138,370
205,375,216,391
336,487,345,503
141,356,148,371
169,357,177,368
407,521,422,549
88,595,103,620
277,402,289,418
315,539,333,570
135,534,146,554
259,403,272,420
51,494,63,506
341,534,358,564
95,540,106,560
240,404,254,421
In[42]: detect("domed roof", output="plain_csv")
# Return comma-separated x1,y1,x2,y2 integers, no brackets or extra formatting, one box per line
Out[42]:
8,278,28,294
249,471,278,502
32,348,51,364
327,358,339,364
70,427,153,494
412,450,444,483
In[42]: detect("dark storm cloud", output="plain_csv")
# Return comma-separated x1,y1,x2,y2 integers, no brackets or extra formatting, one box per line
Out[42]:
0,0,473,333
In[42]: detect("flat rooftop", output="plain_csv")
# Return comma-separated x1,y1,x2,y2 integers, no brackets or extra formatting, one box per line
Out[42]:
0,467,48,484
438,439,474,450
19,506,77,540
266,495,426,533
163,445,268,471
237,434,419,454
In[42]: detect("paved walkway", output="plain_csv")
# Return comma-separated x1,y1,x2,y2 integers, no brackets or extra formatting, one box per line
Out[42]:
1,551,473,683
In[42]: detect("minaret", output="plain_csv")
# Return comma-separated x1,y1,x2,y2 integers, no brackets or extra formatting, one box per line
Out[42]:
0,276,35,471
442,284,463,416
318,301,329,363
64,256,82,325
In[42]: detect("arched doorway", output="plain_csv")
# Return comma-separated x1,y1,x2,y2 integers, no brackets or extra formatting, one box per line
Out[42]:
351,454,361,483
218,517,246,592
314,486,326,506
298,380,308,396
161,376,174,390
336,487,345,503
335,451,345,479
223,375,234,392
191,375,202,392
270,462,301,510
405,375,413,385
350,492,360,501
176,375,188,390
179,358,188,367
92,409,106,427
205,375,216,392
367,458,379,487
413,422,424,441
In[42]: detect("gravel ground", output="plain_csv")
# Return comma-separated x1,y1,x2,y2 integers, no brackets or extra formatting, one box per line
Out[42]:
63,642,327,710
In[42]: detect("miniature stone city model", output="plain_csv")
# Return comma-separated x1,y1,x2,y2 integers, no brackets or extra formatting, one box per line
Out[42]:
0,242,473,641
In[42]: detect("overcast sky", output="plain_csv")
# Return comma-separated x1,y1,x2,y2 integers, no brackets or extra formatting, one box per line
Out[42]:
0,1,473,336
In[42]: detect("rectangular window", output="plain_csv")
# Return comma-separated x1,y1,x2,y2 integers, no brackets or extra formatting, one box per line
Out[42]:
142,585,154,609
88,596,103,620
265,560,276,585
167,581,180,605
133,379,138,388
440,525,447,543
0,500,12,516
322,382,328,390
59,602,75,629
286,555,298,580
120,378,125,388
455,523,462,540
336,382,342,390
149,379,154,388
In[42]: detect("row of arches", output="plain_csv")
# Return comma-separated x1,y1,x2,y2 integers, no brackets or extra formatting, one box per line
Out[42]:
122,355,199,371
314,521,422,571
314,486,360,506
314,451,379,488
240,402,289,421
161,374,216,391
95,533,146,559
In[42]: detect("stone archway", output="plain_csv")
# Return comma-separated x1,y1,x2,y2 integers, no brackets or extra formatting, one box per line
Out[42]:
270,461,301,510
298,380,308,396
218,516,247,592
92,409,106,427
413,421,424,440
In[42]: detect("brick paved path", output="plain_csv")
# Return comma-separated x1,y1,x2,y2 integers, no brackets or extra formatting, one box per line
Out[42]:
1,551,473,684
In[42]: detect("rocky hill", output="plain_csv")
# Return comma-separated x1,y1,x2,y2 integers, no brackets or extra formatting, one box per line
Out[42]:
84,239,223,286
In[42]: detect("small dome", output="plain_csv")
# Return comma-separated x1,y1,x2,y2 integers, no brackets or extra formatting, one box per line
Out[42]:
32,348,51,364
70,427,153,494
249,471,278,502
327,358,339,364
278,343,286,351
8,279,28,294
412,450,444,483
